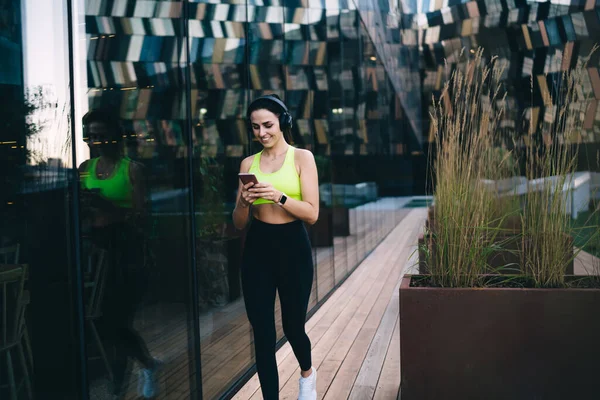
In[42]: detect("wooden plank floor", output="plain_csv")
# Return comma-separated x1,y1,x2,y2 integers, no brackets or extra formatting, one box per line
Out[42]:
233,208,427,400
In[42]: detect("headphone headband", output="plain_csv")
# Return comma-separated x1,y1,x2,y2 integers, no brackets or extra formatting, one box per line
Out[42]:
250,95,289,114
247,95,293,131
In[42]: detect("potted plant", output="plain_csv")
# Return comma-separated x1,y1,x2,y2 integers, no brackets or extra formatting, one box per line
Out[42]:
419,135,548,275
401,48,600,399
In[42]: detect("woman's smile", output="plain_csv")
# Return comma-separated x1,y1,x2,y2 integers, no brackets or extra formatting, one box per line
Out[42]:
260,135,272,144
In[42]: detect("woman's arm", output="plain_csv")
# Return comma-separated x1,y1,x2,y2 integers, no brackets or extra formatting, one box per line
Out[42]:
249,149,320,225
232,156,255,230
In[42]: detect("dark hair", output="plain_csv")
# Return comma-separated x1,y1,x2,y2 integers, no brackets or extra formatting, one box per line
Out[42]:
82,108,123,143
246,94,293,143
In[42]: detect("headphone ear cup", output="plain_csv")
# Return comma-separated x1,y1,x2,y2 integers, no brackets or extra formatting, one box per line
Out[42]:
281,112,293,130
279,113,286,130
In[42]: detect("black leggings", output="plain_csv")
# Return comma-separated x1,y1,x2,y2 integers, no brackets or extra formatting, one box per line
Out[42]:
242,219,314,400
90,224,154,393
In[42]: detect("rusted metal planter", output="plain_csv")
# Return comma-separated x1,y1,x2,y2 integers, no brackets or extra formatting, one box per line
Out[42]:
399,275,600,400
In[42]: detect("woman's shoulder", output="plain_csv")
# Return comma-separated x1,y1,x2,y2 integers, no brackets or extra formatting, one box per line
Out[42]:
293,147,315,163
240,153,259,172
78,157,97,172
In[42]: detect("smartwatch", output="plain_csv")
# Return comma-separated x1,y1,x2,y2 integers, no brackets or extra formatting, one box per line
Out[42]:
277,193,288,206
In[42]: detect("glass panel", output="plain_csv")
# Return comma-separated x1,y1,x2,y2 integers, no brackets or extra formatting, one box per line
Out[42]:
571,12,589,38
331,9,359,273
189,3,254,400
288,6,335,302
544,19,562,47
355,19,368,262
321,11,347,284
347,193,358,271
0,0,80,398
332,191,350,286
561,15,577,42
79,2,199,398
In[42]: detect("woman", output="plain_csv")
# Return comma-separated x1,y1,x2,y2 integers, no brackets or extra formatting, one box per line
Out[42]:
232,95,319,400
78,109,161,399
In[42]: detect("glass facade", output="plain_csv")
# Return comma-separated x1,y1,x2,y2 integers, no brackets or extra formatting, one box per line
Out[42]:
0,0,418,399
400,0,600,151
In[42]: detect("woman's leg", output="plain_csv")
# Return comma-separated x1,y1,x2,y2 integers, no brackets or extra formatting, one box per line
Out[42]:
120,266,154,369
242,235,279,399
116,229,154,369
102,273,154,394
277,225,314,372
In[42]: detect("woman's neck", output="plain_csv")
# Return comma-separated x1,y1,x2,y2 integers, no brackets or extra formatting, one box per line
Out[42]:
97,149,121,161
98,152,121,164
262,141,289,159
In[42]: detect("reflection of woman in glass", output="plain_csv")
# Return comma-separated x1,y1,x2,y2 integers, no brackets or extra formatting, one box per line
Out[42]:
232,95,320,400
78,109,160,399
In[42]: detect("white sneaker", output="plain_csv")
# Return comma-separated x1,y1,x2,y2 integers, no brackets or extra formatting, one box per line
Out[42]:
138,359,163,398
298,366,317,400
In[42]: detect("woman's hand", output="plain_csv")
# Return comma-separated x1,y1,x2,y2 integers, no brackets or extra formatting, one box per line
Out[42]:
249,182,282,203
238,182,258,207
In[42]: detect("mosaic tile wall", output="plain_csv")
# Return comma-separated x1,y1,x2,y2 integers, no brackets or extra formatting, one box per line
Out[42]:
400,0,600,145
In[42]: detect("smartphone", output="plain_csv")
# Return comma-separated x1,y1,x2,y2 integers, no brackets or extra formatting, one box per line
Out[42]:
238,173,258,185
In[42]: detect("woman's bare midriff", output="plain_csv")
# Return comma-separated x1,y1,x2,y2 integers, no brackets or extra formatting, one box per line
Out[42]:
252,203,297,224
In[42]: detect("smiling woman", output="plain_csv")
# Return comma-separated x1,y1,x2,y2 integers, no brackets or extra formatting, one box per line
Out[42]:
233,94,319,227
231,94,320,400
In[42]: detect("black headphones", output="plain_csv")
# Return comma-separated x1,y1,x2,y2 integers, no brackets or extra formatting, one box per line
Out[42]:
248,95,293,130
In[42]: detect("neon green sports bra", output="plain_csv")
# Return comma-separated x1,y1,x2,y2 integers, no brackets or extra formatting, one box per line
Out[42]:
80,157,133,209
249,146,302,205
